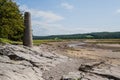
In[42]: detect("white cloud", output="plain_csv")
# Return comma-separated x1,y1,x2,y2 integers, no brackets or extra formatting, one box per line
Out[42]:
19,5,66,36
19,5,106,36
19,5,116,36
32,21,96,36
19,5,64,23
61,3,74,10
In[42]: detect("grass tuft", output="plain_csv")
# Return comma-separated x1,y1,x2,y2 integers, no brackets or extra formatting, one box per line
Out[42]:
0,38,12,44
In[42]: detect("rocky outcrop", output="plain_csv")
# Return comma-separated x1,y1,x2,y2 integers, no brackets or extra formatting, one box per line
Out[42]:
79,61,120,80
1,43,120,80
0,44,68,80
61,61,120,80
61,72,82,80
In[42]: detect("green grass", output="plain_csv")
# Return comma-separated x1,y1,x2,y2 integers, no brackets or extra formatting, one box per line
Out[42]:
0,38,63,45
0,38,22,45
33,39,63,45
1,38,120,45
0,38,12,44
33,39,120,45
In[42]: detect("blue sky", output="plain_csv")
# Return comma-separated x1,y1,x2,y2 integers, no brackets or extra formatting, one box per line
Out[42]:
16,0,120,36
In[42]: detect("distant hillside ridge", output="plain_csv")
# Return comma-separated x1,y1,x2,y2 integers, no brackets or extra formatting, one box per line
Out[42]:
33,32,120,40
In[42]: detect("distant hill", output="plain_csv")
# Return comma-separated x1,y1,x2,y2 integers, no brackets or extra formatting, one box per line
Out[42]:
33,32,120,40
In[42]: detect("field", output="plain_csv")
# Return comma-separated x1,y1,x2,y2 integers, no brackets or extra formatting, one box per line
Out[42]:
33,39,62,45
0,38,120,45
33,39,120,45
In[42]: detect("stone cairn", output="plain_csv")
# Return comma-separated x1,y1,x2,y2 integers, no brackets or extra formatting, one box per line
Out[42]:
23,12,33,47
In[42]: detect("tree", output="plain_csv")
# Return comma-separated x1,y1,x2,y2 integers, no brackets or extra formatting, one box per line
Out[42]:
0,0,24,41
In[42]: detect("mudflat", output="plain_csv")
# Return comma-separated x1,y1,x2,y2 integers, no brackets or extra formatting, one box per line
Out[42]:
42,41,120,80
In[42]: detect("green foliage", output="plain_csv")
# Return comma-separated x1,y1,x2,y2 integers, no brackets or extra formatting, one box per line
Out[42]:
0,0,24,41
33,32,120,40
0,38,22,45
33,39,61,45
0,38,12,44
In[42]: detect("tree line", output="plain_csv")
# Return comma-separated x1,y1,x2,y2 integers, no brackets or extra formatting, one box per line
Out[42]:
33,32,120,40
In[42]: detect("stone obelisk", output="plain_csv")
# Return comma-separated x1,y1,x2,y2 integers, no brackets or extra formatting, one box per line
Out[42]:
23,12,33,47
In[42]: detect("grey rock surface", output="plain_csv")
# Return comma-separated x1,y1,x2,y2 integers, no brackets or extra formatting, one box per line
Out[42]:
0,44,68,80
78,61,120,80
61,61,120,80
1,43,120,80
61,72,82,80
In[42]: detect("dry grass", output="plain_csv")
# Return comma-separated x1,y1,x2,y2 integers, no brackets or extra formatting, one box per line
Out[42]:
84,39,120,44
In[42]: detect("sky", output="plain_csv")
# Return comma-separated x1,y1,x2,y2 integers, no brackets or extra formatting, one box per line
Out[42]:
16,0,120,36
